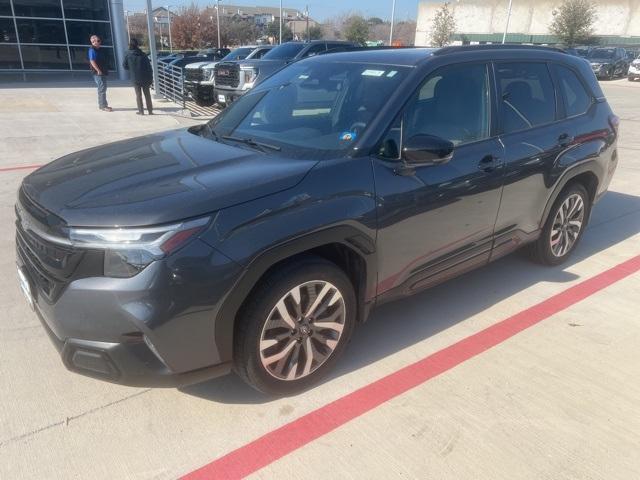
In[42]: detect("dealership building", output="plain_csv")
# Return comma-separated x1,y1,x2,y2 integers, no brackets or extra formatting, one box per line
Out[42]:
416,0,640,47
0,0,127,78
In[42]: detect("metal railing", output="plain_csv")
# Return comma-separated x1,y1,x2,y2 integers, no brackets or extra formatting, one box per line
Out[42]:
154,60,222,119
155,61,186,108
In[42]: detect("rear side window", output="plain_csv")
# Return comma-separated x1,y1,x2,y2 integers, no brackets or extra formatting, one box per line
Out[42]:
301,44,326,58
497,62,556,134
554,64,593,117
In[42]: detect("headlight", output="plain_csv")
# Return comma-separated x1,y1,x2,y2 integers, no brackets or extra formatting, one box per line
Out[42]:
242,68,258,87
70,217,210,278
204,69,215,82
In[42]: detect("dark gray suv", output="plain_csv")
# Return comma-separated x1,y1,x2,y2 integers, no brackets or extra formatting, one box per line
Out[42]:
16,46,618,395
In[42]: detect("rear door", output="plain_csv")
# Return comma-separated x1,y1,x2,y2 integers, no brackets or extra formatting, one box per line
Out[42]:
373,62,505,297
491,60,567,258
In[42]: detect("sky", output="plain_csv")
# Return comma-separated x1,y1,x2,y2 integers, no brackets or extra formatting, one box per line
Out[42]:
123,0,423,23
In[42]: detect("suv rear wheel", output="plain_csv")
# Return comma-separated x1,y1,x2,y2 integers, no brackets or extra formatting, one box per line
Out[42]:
234,257,356,395
529,183,591,265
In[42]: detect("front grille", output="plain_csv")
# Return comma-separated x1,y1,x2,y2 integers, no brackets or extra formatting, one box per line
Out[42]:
214,63,240,88
185,69,204,82
16,225,73,302
15,189,103,303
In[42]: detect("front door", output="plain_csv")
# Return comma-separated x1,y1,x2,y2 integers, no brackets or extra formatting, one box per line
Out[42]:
373,62,505,297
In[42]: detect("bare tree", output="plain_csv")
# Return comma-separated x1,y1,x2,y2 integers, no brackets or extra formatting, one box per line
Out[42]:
431,2,455,47
550,0,597,47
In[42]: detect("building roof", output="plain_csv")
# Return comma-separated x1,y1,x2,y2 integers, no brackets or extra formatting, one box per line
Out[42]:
220,4,305,18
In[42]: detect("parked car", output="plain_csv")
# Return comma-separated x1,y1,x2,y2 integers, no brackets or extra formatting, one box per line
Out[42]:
184,45,274,107
16,45,618,394
587,47,629,79
574,46,592,58
163,48,230,73
627,55,640,81
214,40,358,106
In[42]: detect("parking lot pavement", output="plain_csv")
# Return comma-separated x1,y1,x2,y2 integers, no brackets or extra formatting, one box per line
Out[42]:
0,80,639,479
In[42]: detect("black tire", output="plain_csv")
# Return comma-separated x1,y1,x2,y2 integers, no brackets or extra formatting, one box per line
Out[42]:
233,256,356,395
528,183,591,266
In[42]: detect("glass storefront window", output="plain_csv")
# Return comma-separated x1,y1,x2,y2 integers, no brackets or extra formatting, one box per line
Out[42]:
12,0,62,18
17,18,66,44
0,0,12,16
64,0,109,21
0,44,21,68
1,17,17,43
66,21,112,46
69,45,113,71
21,44,69,69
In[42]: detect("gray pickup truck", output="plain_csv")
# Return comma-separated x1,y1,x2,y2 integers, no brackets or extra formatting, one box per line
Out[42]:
184,45,273,107
214,40,357,106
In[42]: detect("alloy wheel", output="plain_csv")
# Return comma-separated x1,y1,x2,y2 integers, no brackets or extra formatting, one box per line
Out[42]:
550,193,585,257
259,280,346,381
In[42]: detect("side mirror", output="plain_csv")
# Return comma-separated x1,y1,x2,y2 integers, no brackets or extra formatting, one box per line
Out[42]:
402,134,454,166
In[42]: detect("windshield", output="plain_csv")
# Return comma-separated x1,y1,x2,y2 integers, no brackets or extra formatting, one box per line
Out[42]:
223,47,255,61
589,49,615,59
209,61,410,158
262,43,305,60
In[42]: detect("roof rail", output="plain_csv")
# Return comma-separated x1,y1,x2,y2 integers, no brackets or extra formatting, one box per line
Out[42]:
433,44,566,55
319,45,414,55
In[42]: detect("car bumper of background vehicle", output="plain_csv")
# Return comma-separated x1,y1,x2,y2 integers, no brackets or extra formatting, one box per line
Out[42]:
17,238,242,387
214,88,243,105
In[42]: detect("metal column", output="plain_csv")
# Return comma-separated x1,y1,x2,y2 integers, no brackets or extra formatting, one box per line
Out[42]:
109,0,129,80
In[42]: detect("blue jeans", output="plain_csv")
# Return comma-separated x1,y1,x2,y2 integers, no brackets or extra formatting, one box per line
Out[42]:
93,75,108,109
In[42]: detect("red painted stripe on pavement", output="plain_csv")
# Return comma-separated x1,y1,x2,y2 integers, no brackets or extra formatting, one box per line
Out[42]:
183,254,640,480
0,164,43,173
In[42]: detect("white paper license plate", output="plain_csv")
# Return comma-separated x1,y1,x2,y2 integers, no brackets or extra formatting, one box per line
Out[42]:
217,94,226,103
17,267,34,310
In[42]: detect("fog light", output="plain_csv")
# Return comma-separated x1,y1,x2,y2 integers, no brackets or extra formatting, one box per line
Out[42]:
71,349,113,376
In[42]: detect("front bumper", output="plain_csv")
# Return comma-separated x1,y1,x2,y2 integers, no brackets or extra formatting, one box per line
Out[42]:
17,237,241,387
214,87,244,105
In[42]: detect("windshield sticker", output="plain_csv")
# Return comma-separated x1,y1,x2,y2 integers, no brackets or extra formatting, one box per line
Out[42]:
387,70,398,77
362,69,385,77
340,131,357,142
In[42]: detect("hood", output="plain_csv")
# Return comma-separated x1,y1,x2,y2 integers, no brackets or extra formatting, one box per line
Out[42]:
21,127,317,227
185,61,217,70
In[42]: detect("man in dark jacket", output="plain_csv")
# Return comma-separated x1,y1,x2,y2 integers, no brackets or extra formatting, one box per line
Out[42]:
88,34,112,112
122,38,154,115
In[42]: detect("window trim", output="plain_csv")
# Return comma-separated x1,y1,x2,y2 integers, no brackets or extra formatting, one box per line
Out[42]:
374,61,495,162
493,60,560,136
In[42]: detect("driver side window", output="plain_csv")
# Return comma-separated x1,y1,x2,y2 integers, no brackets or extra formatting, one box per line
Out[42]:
378,63,490,159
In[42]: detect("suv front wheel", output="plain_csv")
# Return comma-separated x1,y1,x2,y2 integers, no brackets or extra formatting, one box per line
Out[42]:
234,257,356,395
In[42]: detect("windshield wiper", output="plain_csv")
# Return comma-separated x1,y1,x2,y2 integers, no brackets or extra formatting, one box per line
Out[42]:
222,135,281,152
205,123,219,141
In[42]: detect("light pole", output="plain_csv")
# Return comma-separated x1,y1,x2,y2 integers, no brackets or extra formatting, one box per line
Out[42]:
145,0,160,95
389,0,396,46
166,5,174,53
502,0,513,44
216,0,222,48
125,9,131,43
279,0,282,44
305,5,309,42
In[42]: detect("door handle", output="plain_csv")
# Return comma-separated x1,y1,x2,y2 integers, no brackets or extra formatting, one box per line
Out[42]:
477,155,502,173
558,133,574,147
